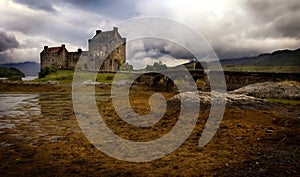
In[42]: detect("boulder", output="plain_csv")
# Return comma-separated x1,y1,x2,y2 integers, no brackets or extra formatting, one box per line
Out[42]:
230,81,300,99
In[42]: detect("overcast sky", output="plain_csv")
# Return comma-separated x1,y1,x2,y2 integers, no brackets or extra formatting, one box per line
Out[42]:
0,0,299,68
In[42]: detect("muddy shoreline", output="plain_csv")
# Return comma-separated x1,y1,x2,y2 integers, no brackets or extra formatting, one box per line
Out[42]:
0,82,299,176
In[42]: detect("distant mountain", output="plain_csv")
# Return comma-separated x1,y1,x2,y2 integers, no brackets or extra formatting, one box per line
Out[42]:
0,62,40,76
220,48,300,66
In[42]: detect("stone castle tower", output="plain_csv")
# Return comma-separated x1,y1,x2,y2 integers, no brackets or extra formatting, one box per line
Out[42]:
40,27,126,72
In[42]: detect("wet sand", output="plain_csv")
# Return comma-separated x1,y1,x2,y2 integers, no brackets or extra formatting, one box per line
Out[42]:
0,84,299,176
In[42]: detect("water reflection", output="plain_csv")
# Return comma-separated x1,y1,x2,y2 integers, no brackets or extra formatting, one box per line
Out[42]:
0,93,74,146
0,92,111,146
0,92,111,121
0,94,40,117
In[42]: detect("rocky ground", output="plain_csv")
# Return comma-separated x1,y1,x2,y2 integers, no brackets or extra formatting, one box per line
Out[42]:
230,81,300,100
0,81,299,176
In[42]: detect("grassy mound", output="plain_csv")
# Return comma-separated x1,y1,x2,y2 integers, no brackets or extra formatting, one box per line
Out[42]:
0,67,25,81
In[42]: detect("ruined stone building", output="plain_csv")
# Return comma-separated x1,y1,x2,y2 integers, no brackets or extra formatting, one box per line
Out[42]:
40,44,82,70
40,27,126,72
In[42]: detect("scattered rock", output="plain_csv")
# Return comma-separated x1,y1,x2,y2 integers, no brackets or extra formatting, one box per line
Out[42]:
112,80,135,87
230,81,300,99
45,80,60,85
168,91,271,109
80,80,110,87
81,80,97,86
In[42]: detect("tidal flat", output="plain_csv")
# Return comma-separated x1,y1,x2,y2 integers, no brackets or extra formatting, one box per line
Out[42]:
0,83,299,176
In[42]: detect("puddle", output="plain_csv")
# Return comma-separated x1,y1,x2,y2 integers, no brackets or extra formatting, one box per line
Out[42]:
0,94,40,118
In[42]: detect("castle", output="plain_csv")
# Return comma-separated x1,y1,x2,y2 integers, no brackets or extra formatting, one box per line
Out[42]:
40,27,126,72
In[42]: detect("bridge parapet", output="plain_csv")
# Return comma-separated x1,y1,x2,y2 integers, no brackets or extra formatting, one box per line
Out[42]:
132,70,300,91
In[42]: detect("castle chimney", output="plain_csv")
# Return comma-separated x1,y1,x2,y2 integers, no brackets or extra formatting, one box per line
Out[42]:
96,30,102,35
78,48,82,53
44,46,48,51
113,27,118,32
62,44,65,48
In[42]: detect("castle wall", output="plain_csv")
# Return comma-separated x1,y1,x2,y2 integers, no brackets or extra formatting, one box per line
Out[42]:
40,48,68,69
67,51,81,69
87,28,126,72
99,43,126,71
40,52,55,69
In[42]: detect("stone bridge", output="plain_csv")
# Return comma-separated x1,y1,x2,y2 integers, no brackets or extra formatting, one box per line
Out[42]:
128,70,300,91
222,71,300,90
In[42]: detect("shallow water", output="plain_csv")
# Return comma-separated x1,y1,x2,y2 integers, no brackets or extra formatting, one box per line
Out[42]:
0,92,113,146
22,76,38,81
0,94,40,118
0,93,88,147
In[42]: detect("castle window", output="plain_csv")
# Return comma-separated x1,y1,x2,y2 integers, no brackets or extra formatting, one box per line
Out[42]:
116,48,120,54
84,63,88,69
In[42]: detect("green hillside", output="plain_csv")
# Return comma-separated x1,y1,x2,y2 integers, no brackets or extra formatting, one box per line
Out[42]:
220,48,300,66
0,67,25,80
215,48,300,72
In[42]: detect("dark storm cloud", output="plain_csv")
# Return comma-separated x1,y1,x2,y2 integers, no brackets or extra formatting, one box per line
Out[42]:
128,38,194,60
143,39,194,59
0,52,11,64
0,31,19,52
273,14,300,38
246,0,300,39
214,49,260,59
1,11,89,47
2,0,300,65
13,0,56,12
13,0,136,17
246,0,300,20
63,0,137,19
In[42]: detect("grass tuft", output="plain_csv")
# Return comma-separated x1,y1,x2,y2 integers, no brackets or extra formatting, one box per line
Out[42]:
266,98,300,105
